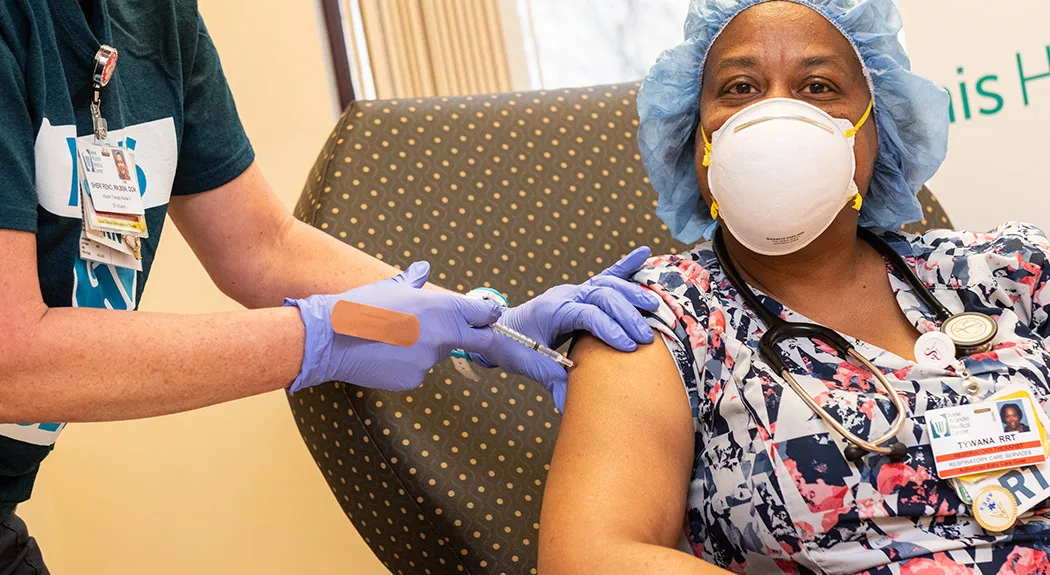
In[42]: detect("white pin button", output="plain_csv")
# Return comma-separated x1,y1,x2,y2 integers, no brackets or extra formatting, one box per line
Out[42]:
914,331,955,369
973,485,1018,533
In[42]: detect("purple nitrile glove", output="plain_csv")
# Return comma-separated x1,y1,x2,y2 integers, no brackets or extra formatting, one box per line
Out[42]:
473,247,660,411
285,261,502,392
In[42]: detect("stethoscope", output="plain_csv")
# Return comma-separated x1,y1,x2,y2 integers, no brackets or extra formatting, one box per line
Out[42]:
713,227,999,462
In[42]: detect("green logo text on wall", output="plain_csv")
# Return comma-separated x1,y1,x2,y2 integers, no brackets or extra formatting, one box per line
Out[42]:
946,44,1048,123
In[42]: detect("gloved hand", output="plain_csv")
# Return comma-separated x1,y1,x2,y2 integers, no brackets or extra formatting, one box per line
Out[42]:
472,247,660,411
286,261,502,392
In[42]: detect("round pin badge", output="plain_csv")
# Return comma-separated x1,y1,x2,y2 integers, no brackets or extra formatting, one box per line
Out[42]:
941,312,997,354
92,45,118,87
973,485,1018,532
914,331,955,370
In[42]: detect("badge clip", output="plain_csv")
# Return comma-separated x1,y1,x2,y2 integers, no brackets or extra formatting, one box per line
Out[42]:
90,45,118,142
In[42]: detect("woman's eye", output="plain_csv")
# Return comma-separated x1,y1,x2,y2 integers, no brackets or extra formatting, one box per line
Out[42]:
729,83,754,95
805,82,832,94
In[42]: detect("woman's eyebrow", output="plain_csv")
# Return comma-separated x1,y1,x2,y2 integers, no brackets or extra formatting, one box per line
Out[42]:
716,56,759,72
800,55,850,73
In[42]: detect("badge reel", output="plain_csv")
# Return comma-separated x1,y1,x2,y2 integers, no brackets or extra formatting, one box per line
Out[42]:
78,45,148,272
914,312,998,394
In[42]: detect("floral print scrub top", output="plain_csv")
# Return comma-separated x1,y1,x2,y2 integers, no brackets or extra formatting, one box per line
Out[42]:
633,222,1050,574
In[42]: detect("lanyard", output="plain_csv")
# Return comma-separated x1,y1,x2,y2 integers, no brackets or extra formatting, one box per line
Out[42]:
90,45,118,142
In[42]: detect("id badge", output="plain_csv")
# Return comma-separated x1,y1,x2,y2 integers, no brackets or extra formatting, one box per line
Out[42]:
77,144,145,272
75,47,142,271
926,383,1047,479
77,142,148,238
77,142,143,215
954,385,1050,516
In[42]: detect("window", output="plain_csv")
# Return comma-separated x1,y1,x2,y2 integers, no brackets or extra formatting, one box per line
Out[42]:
322,0,904,103
520,0,690,88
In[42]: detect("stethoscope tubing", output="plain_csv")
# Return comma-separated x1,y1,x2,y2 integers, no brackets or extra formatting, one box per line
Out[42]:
856,227,954,321
713,227,913,457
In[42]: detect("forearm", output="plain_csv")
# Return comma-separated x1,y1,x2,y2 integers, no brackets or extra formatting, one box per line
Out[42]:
0,305,304,423
228,217,450,308
540,540,727,575
264,218,403,301
170,164,452,308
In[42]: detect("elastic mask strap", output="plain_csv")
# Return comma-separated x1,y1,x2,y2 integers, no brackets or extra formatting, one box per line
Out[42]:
851,193,863,212
710,199,719,220
701,125,712,167
845,99,874,139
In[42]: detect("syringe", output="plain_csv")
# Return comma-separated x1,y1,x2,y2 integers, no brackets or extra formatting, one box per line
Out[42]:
491,323,575,369
464,288,575,370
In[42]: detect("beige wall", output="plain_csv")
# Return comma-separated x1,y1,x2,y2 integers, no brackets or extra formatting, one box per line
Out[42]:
897,0,1050,232
18,2,388,574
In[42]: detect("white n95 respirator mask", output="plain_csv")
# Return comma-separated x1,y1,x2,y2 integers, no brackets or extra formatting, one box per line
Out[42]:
700,97,874,256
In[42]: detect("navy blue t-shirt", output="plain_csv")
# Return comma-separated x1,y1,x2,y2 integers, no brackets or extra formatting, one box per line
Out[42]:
0,0,255,517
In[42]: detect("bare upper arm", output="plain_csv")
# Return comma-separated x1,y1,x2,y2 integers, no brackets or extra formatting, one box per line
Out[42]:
0,229,47,363
167,162,292,292
540,333,695,567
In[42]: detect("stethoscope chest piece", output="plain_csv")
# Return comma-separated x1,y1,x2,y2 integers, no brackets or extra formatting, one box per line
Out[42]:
941,312,997,355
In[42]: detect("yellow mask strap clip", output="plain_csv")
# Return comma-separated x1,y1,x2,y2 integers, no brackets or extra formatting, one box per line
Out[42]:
845,99,874,139
701,125,712,167
710,199,720,220
851,193,863,212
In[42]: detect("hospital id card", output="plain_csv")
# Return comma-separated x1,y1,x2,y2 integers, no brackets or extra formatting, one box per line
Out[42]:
77,142,143,215
954,385,1050,515
926,384,1047,479
79,228,142,272
77,155,144,272
78,143,148,238
80,181,148,238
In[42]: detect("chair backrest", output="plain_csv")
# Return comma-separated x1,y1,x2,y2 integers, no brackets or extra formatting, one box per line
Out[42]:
288,83,952,575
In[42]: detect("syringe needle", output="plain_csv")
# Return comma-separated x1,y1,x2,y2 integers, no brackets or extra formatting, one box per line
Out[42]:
491,324,575,369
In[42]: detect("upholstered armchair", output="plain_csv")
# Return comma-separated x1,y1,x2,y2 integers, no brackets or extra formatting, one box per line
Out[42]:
288,83,952,575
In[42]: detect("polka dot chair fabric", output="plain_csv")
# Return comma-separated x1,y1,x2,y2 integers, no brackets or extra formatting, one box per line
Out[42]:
288,82,953,575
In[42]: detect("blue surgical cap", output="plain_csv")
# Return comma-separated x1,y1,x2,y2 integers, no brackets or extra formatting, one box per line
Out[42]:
638,0,950,244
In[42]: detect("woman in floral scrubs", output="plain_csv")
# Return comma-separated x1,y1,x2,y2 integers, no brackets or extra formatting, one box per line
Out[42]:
538,1,1050,574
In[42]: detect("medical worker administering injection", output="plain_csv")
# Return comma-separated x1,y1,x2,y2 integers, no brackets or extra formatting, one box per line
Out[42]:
0,1,659,571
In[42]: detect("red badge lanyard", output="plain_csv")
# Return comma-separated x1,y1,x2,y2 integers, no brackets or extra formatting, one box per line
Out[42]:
90,45,118,142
